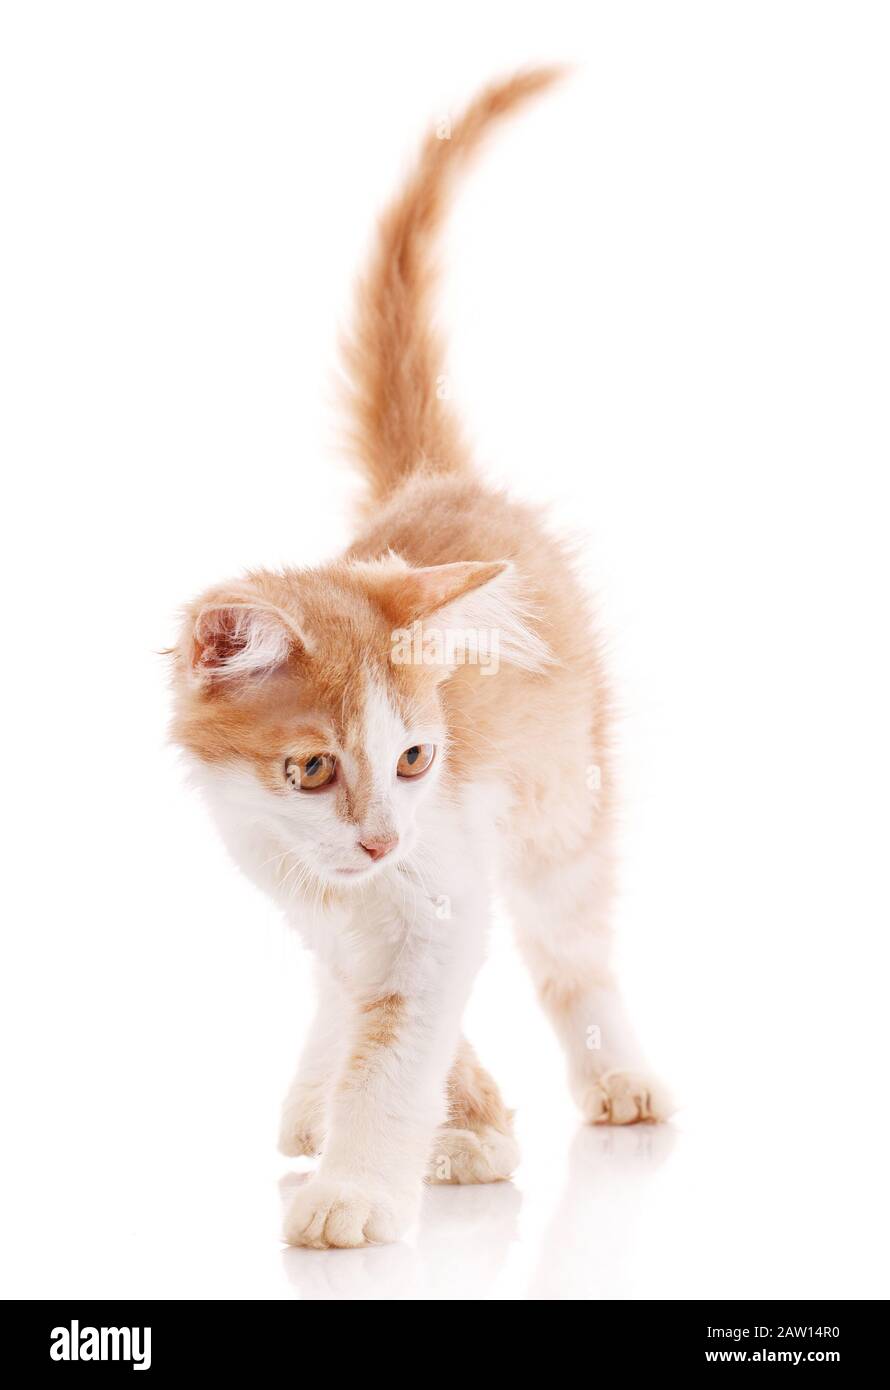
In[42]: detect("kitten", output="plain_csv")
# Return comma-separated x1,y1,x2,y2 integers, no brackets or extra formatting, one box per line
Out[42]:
170,68,670,1250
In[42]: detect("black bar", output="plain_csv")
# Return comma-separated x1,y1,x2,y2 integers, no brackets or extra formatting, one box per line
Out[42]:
1,1299,884,1373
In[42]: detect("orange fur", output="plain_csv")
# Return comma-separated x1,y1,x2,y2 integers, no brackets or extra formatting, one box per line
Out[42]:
342,67,566,512
446,1037,512,1133
346,994,405,1076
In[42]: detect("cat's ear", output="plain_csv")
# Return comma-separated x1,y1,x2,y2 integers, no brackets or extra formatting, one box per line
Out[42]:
377,560,510,625
188,602,308,684
355,556,552,673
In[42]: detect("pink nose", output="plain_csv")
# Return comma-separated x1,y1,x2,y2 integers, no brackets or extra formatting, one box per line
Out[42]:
359,835,398,862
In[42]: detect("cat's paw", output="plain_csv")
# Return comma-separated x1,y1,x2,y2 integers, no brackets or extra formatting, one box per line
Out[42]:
283,1178,415,1249
278,1086,325,1158
427,1125,520,1184
579,1069,674,1125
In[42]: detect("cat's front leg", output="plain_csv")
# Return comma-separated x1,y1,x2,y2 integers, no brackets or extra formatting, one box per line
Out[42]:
283,882,483,1249
278,964,346,1158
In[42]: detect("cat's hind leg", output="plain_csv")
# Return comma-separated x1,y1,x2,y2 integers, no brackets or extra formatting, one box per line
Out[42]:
505,841,673,1125
427,1037,519,1184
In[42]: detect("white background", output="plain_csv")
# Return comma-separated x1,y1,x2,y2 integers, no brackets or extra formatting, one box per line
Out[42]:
2,1,889,1301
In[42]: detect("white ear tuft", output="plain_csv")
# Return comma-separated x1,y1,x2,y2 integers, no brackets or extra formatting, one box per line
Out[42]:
435,563,554,674
192,603,297,683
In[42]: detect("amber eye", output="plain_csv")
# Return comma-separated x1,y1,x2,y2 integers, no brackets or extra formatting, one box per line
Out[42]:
396,744,435,779
285,753,336,791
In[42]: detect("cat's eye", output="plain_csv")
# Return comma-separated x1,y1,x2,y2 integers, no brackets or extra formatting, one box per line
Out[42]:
396,744,435,779
285,753,336,791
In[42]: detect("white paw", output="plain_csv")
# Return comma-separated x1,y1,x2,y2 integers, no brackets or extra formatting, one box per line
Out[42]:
427,1125,520,1184
278,1085,325,1158
283,1178,415,1249
578,1069,674,1125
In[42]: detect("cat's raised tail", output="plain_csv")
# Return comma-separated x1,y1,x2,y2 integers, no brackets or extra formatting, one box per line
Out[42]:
342,66,567,512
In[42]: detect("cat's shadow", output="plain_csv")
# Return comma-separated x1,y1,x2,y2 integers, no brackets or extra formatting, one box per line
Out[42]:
279,1123,676,1300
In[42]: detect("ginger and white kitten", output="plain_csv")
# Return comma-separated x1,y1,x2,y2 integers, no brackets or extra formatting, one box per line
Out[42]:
170,68,670,1250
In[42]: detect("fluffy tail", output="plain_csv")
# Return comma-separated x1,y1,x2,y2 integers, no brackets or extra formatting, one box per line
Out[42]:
342,67,566,509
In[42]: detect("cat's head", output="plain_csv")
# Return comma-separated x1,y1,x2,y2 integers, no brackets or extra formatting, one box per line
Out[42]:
170,554,546,891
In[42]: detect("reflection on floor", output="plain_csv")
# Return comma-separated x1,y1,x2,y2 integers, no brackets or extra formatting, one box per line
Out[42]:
281,1124,677,1301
